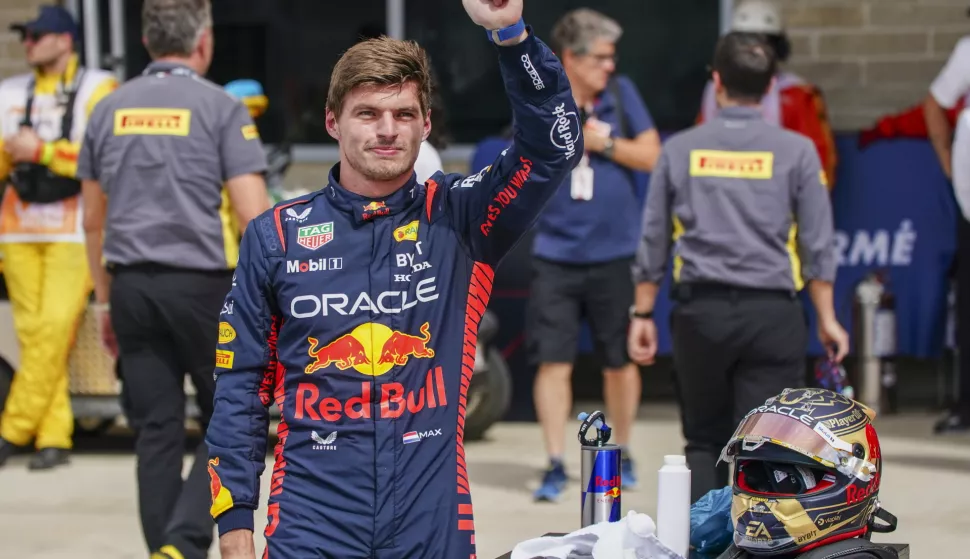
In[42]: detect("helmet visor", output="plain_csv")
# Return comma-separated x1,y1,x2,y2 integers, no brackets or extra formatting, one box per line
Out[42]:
719,412,853,469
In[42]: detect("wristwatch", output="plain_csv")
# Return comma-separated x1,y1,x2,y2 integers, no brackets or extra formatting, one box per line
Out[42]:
603,137,616,160
629,305,653,320
487,18,527,43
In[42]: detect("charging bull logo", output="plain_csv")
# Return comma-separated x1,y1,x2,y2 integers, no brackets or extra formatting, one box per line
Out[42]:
207,458,235,517
305,322,435,376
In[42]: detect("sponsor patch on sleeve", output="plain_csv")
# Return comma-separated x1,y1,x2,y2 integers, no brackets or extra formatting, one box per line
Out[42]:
218,322,237,344
215,349,234,369
241,124,259,140
689,150,774,179
207,457,236,517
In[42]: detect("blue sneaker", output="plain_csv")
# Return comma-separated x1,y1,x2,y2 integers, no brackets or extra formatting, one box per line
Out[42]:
533,462,567,502
621,456,638,490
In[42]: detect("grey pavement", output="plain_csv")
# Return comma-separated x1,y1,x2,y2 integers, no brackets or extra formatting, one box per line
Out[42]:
0,403,967,558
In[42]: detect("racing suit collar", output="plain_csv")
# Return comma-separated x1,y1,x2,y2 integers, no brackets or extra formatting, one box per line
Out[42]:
717,105,762,120
326,162,421,225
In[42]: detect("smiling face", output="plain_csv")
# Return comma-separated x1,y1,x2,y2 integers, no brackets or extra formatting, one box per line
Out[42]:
328,81,430,183
324,37,433,190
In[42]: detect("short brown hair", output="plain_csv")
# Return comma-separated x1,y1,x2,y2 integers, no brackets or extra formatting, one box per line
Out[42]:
142,0,212,58
326,37,433,118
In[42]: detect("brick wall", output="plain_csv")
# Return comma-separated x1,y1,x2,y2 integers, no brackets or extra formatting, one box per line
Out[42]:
0,0,48,81
782,0,970,131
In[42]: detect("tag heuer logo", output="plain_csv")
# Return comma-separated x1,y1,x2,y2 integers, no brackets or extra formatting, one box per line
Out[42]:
296,222,334,250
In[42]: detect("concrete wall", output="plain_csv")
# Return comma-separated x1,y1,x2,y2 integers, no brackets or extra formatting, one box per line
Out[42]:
783,0,970,131
0,0,46,81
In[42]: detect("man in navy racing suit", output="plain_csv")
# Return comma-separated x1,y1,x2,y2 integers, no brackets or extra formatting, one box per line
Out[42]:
205,0,582,557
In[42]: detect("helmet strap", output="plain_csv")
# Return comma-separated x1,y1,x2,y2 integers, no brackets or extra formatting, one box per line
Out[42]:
868,506,898,534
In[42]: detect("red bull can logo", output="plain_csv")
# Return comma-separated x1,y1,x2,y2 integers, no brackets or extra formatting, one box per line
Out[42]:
581,445,622,525
304,322,435,376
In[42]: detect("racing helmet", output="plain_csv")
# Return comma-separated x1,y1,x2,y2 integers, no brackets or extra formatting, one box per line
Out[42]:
719,388,897,556
731,0,783,34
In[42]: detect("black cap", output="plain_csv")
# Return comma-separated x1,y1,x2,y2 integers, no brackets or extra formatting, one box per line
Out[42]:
10,5,79,40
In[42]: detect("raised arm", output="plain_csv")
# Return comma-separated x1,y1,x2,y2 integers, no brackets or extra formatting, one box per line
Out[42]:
205,217,280,554
440,3,581,265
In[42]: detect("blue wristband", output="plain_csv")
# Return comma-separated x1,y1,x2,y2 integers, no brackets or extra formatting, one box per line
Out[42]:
487,18,526,43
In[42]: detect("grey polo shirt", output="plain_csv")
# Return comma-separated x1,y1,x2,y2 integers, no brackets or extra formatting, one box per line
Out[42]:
77,61,268,271
633,106,837,291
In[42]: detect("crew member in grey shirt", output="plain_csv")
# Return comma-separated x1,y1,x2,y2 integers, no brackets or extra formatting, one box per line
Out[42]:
76,1,269,557
626,32,849,502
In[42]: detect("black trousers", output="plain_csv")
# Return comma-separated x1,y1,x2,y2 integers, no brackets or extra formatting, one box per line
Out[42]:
110,264,232,558
956,218,970,414
670,284,807,503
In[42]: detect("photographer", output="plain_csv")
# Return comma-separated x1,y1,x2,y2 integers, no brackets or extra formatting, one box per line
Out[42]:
528,8,661,502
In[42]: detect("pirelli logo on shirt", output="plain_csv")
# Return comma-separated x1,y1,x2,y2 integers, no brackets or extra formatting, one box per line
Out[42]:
241,124,259,140
114,108,192,136
689,150,774,179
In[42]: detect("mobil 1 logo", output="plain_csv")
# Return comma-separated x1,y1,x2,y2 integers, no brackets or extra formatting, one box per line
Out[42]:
286,258,343,274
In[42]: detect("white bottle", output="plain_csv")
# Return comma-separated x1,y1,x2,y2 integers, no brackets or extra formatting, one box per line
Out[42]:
656,455,691,557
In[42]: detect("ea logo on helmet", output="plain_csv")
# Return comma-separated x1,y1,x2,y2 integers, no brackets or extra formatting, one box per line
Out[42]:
745,521,771,540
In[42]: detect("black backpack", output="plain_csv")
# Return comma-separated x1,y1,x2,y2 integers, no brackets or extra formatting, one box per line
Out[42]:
716,539,900,559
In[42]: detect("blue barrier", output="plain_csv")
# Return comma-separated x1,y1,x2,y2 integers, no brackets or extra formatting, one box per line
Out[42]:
478,132,960,362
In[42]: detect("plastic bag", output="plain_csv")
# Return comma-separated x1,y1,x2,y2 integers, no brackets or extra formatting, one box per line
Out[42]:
689,486,734,558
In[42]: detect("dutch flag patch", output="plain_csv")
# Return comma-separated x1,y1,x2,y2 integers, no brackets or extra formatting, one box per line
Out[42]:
403,431,421,444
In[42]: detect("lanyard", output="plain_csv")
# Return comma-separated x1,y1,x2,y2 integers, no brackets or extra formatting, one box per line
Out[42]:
20,66,84,139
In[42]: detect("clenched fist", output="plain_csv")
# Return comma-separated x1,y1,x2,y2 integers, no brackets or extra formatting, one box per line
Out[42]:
462,0,523,30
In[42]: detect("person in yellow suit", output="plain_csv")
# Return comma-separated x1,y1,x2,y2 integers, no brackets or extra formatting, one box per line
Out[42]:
0,6,118,470
222,79,269,240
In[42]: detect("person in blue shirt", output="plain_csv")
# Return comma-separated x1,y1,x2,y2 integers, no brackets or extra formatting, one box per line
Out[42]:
528,8,661,502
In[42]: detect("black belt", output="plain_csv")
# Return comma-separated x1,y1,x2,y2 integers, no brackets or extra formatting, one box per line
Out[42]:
107,262,232,276
672,282,796,302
